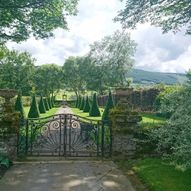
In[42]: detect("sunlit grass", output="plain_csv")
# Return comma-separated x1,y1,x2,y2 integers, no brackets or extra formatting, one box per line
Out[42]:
24,106,59,118
71,107,104,121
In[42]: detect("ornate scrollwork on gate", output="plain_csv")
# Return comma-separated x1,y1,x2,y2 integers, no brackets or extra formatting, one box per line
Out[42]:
18,114,112,157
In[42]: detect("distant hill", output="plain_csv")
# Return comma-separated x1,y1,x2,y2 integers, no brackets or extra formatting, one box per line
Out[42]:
128,69,187,85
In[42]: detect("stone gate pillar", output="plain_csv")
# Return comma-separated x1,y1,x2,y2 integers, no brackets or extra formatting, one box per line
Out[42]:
0,89,20,160
110,87,142,157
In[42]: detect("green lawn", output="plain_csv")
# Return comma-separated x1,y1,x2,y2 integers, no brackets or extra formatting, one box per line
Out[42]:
71,107,166,127
24,106,59,118
135,158,191,191
116,158,191,191
141,113,166,130
71,107,104,121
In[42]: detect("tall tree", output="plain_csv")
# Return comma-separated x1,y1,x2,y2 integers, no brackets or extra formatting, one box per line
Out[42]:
89,30,136,89
115,0,191,35
33,64,62,96
62,57,86,95
0,46,35,95
0,0,78,43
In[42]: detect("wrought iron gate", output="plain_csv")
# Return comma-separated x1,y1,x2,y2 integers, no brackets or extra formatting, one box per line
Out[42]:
18,114,112,157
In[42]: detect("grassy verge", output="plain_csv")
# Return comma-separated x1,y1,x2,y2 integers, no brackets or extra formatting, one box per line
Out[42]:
24,106,59,118
71,107,104,121
115,158,191,191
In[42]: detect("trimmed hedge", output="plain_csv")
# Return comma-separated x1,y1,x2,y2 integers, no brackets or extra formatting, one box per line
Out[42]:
38,95,46,114
78,95,82,109
75,95,79,108
44,98,49,111
48,96,52,109
80,96,85,110
83,96,90,112
102,91,114,121
15,91,25,120
28,94,40,118
89,93,100,117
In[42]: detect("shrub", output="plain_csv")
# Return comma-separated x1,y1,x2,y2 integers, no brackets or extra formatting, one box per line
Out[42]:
89,93,100,117
15,91,25,120
38,95,46,114
154,85,184,118
80,96,85,110
102,91,114,121
28,94,40,118
150,72,191,169
75,95,79,108
43,98,49,111
48,96,52,109
83,96,90,112
51,95,54,107
78,95,82,109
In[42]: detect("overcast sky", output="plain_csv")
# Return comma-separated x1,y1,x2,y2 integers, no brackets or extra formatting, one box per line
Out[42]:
7,0,191,73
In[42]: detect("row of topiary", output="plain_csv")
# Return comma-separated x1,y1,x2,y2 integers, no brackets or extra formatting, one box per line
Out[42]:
15,92,55,119
76,91,114,121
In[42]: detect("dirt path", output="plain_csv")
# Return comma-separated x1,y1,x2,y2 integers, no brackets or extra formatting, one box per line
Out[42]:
0,161,136,191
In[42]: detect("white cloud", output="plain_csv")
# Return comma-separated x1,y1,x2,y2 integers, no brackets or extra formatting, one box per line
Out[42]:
131,24,191,73
6,0,191,73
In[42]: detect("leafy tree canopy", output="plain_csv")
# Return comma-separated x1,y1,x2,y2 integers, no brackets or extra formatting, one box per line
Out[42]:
0,46,35,95
33,64,62,96
115,0,191,35
89,30,136,87
62,56,87,95
0,0,78,43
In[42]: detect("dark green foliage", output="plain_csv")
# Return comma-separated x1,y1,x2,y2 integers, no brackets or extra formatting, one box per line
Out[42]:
48,96,52,109
83,96,90,112
75,95,79,108
28,94,40,118
78,95,82,109
89,93,100,117
116,0,191,35
1,0,78,42
15,91,25,120
38,95,46,114
102,91,114,121
80,97,85,110
0,155,12,169
43,98,49,111
51,95,54,107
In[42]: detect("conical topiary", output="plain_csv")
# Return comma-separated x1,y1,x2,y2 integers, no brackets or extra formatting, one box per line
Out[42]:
38,95,46,114
28,94,40,118
83,96,90,113
75,95,79,108
102,91,114,121
44,98,49,111
80,96,85,110
89,93,100,117
48,96,52,109
15,91,25,120
78,95,82,109
51,95,54,107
